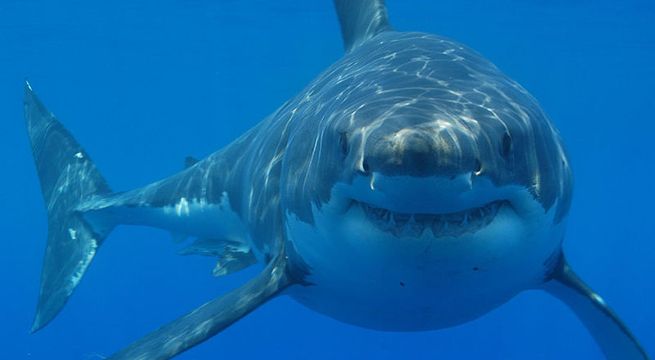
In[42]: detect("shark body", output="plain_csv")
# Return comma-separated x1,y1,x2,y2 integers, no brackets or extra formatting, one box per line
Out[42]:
25,1,648,359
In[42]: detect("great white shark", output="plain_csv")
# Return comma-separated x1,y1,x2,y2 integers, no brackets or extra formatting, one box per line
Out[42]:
25,1,649,359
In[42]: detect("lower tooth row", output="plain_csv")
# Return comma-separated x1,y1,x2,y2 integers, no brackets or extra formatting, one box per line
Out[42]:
363,202,500,237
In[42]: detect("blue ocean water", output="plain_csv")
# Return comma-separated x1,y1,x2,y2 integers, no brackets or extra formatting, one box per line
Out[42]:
1,0,653,358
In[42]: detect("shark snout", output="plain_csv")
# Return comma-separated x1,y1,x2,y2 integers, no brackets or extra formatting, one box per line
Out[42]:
337,170,508,216
362,127,480,178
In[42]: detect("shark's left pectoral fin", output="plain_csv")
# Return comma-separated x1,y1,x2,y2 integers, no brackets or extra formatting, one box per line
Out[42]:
543,256,649,359
109,254,292,360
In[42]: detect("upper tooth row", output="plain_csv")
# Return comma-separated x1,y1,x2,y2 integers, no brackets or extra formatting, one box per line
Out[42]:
362,203,497,223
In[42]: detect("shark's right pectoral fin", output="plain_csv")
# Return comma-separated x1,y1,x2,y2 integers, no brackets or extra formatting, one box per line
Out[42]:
543,256,649,360
109,254,292,360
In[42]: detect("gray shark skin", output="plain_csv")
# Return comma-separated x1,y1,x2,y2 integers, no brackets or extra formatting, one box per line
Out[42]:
24,0,649,359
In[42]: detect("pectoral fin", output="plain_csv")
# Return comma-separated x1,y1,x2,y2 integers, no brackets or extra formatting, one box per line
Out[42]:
543,256,649,359
109,255,291,360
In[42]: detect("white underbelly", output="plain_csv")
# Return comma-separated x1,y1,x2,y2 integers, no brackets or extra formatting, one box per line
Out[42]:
286,202,564,331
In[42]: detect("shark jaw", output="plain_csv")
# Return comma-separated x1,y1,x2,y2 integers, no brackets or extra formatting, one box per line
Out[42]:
327,171,527,240
356,198,509,238
286,173,565,331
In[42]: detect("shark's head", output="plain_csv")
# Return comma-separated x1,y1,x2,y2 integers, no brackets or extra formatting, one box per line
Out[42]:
280,32,573,330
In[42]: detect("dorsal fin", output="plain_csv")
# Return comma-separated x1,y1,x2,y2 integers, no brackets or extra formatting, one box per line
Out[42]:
334,0,392,53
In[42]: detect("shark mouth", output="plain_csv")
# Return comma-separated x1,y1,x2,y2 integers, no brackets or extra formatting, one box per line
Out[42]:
358,200,509,237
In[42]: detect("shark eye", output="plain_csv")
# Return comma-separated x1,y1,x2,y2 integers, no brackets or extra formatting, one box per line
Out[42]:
473,159,482,174
501,132,512,158
338,132,349,156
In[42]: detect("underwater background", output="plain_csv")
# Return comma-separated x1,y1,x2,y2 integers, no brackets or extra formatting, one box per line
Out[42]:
1,0,653,358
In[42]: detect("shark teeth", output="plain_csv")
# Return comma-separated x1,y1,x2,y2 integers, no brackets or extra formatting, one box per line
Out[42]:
359,200,508,237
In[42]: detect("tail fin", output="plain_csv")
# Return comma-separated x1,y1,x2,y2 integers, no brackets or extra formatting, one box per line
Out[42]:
24,82,113,332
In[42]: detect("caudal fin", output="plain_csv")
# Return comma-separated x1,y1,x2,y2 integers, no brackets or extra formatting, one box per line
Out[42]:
25,82,113,332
